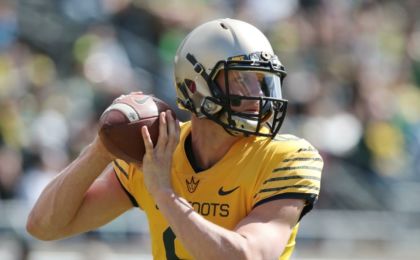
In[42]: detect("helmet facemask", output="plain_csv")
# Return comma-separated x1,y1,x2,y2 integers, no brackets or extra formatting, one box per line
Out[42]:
189,52,288,138
174,19,289,138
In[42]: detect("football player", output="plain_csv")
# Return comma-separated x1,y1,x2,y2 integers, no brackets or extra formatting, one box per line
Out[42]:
27,18,323,260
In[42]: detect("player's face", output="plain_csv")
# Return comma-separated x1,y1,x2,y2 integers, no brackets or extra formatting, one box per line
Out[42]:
215,70,265,113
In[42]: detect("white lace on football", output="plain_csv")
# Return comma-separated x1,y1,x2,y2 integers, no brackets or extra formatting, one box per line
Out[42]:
102,103,140,122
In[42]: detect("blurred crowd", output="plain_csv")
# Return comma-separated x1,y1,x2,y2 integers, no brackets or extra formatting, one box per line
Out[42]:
1,0,420,217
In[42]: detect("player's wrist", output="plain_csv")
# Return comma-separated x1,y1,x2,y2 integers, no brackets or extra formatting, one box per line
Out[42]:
150,187,176,202
84,138,114,165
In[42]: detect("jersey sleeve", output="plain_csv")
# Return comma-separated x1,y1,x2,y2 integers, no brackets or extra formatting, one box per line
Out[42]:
252,139,323,220
112,159,140,208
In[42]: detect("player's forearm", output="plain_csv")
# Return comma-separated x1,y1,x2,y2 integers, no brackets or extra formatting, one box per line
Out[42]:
26,144,110,240
154,190,255,260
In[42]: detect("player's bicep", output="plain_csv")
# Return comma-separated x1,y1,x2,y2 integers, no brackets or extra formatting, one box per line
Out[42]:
61,166,134,238
234,198,305,259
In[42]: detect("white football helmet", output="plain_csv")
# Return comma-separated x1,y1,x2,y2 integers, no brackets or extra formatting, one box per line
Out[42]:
174,18,287,137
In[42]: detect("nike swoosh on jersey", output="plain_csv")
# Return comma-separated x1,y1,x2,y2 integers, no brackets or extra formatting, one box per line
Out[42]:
218,186,240,196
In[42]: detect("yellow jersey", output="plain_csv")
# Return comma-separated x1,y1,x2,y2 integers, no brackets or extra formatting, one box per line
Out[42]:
113,121,323,260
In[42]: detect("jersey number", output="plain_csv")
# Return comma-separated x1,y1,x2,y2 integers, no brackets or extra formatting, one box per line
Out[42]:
163,227,180,260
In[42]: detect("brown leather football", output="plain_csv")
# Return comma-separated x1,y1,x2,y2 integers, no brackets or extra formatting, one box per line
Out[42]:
98,92,175,163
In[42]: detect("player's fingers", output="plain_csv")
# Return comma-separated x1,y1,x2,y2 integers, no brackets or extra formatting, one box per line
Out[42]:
141,126,153,156
175,119,181,141
156,112,168,148
166,111,179,150
166,110,175,137
172,119,181,150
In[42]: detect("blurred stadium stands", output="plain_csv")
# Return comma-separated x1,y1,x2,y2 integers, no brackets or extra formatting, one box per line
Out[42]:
1,0,420,259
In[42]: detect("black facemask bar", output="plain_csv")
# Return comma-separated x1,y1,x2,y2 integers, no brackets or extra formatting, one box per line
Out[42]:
186,52,288,138
202,94,288,138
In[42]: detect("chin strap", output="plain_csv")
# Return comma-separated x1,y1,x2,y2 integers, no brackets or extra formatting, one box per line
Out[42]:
186,53,210,81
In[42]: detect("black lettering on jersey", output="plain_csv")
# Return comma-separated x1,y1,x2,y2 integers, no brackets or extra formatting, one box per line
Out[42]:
191,202,200,213
220,204,229,217
188,201,230,217
163,227,179,259
210,203,220,216
201,203,210,215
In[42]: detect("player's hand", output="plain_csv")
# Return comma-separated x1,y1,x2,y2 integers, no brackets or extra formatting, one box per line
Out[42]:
141,110,180,194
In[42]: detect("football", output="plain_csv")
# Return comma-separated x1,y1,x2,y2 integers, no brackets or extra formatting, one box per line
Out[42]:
98,92,175,163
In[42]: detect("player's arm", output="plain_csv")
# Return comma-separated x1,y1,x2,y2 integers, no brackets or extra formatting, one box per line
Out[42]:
26,137,133,241
155,190,303,259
